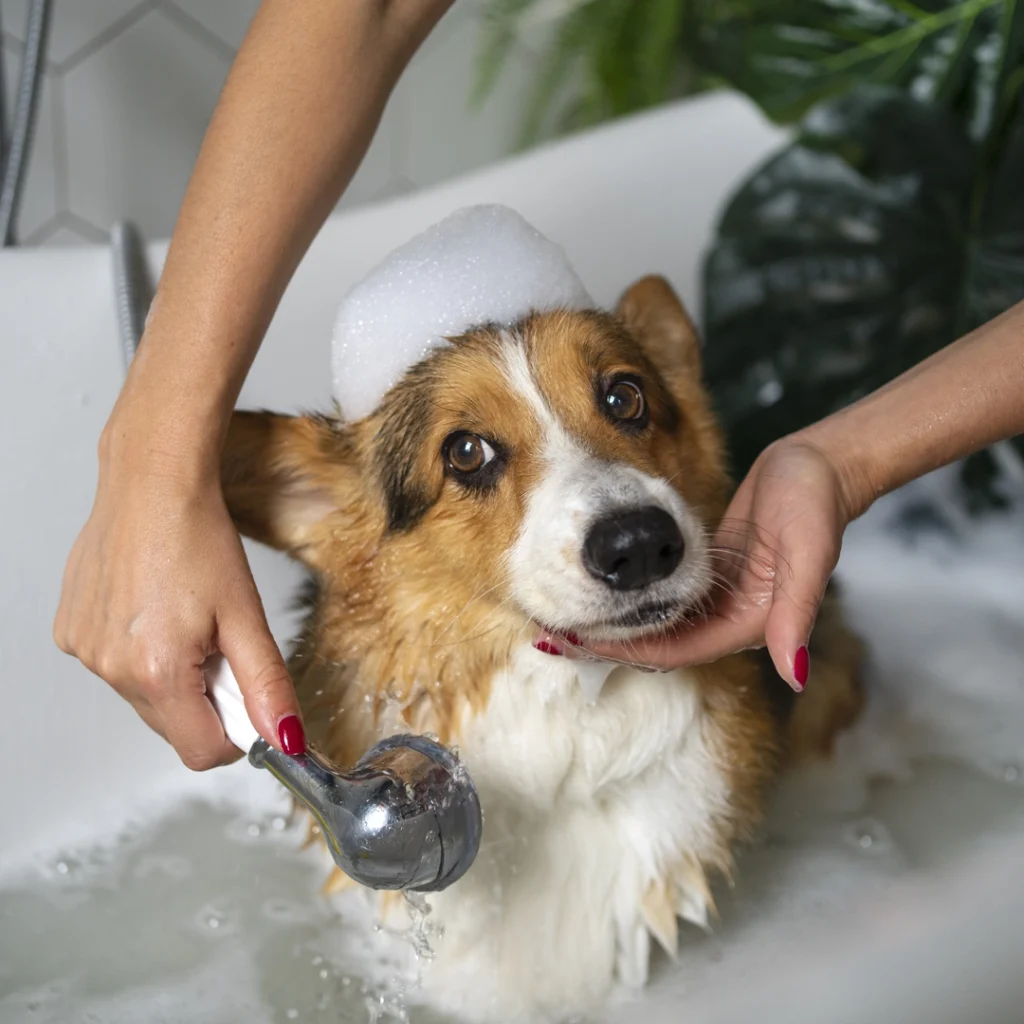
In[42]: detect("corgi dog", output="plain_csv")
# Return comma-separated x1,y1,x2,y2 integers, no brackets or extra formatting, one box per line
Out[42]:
222,275,864,1022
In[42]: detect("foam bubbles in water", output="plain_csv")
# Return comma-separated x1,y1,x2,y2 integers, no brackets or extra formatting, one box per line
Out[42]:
843,817,894,856
195,900,237,938
4,474,1024,1023
331,205,593,421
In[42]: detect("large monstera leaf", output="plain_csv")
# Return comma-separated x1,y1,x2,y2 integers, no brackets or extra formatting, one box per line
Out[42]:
703,86,1024,486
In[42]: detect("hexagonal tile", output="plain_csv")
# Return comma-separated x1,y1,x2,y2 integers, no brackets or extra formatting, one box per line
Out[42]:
2,37,60,241
38,221,96,246
165,0,260,51
2,0,147,69
0,0,30,46
64,8,230,239
391,4,538,190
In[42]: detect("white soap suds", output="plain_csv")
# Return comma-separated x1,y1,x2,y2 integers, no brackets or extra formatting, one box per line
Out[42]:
331,205,593,421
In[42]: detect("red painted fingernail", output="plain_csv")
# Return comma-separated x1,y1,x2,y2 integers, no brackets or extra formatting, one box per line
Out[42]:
533,640,564,656
793,646,809,689
561,631,581,647
278,715,306,755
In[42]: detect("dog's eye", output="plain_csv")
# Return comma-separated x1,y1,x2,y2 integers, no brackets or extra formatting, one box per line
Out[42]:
603,379,646,423
445,432,496,476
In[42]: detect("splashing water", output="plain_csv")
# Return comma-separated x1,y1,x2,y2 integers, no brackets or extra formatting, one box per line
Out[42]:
402,891,444,964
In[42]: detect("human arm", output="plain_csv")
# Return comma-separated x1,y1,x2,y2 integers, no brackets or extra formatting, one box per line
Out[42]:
53,0,454,768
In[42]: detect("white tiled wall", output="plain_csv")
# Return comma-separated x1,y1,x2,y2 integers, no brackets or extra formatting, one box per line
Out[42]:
0,0,545,246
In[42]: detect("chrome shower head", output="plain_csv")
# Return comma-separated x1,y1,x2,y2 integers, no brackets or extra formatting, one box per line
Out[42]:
249,733,481,892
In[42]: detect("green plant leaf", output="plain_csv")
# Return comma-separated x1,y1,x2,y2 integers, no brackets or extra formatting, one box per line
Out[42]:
473,0,543,108
476,0,1011,153
637,0,689,104
702,87,1024,482
692,0,1007,126
518,0,606,145
477,0,695,144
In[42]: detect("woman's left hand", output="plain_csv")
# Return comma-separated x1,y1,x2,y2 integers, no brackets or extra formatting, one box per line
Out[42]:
572,435,860,690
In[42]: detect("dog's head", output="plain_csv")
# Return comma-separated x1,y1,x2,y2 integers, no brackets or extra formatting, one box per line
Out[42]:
224,276,730,653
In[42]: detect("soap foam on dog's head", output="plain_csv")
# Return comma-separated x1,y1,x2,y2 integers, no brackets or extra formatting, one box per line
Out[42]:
331,205,593,421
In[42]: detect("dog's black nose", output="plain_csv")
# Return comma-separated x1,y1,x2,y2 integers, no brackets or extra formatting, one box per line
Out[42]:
582,506,684,591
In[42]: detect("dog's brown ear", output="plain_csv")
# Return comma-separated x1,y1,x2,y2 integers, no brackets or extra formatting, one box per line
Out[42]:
222,411,363,563
616,275,702,378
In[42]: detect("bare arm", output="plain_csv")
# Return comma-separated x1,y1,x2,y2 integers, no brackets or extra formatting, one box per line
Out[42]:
114,0,452,467
818,300,1024,516
580,301,1024,685
55,0,453,769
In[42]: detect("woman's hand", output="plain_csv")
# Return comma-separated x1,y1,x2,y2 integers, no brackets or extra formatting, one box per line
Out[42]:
53,422,304,770
578,296,1024,684
578,436,860,690
51,0,457,768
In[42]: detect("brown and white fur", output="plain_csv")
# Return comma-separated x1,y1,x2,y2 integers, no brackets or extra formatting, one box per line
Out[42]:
222,276,864,1022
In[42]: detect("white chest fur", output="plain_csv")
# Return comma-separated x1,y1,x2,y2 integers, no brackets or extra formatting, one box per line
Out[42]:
408,644,732,1023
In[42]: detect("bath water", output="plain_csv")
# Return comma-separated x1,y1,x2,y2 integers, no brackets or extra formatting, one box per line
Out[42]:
3,475,1024,1022
2,759,1023,1023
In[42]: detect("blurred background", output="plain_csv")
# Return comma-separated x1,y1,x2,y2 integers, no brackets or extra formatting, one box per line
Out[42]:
3,0,1021,507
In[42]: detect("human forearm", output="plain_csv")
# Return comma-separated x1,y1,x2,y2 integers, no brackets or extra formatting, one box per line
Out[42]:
57,0,453,769
108,0,452,474
803,300,1024,519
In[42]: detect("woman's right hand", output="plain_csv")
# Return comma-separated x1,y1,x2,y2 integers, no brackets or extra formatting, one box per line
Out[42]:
50,0,460,770
53,419,305,770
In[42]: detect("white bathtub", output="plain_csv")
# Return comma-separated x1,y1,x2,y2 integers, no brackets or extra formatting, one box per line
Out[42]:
2,92,1023,1023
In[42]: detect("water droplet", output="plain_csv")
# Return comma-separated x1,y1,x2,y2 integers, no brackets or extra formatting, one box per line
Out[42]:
1003,763,1021,784
286,1010,298,1020
844,817,892,855
55,861,69,876
319,968,329,979
262,897,311,925
247,823,261,838
133,854,192,881
311,955,323,966
272,816,287,832
195,902,233,935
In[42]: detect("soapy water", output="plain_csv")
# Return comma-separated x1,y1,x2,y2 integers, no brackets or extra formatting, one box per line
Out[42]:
3,764,1023,1024
0,802,446,1024
3,475,1024,1023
